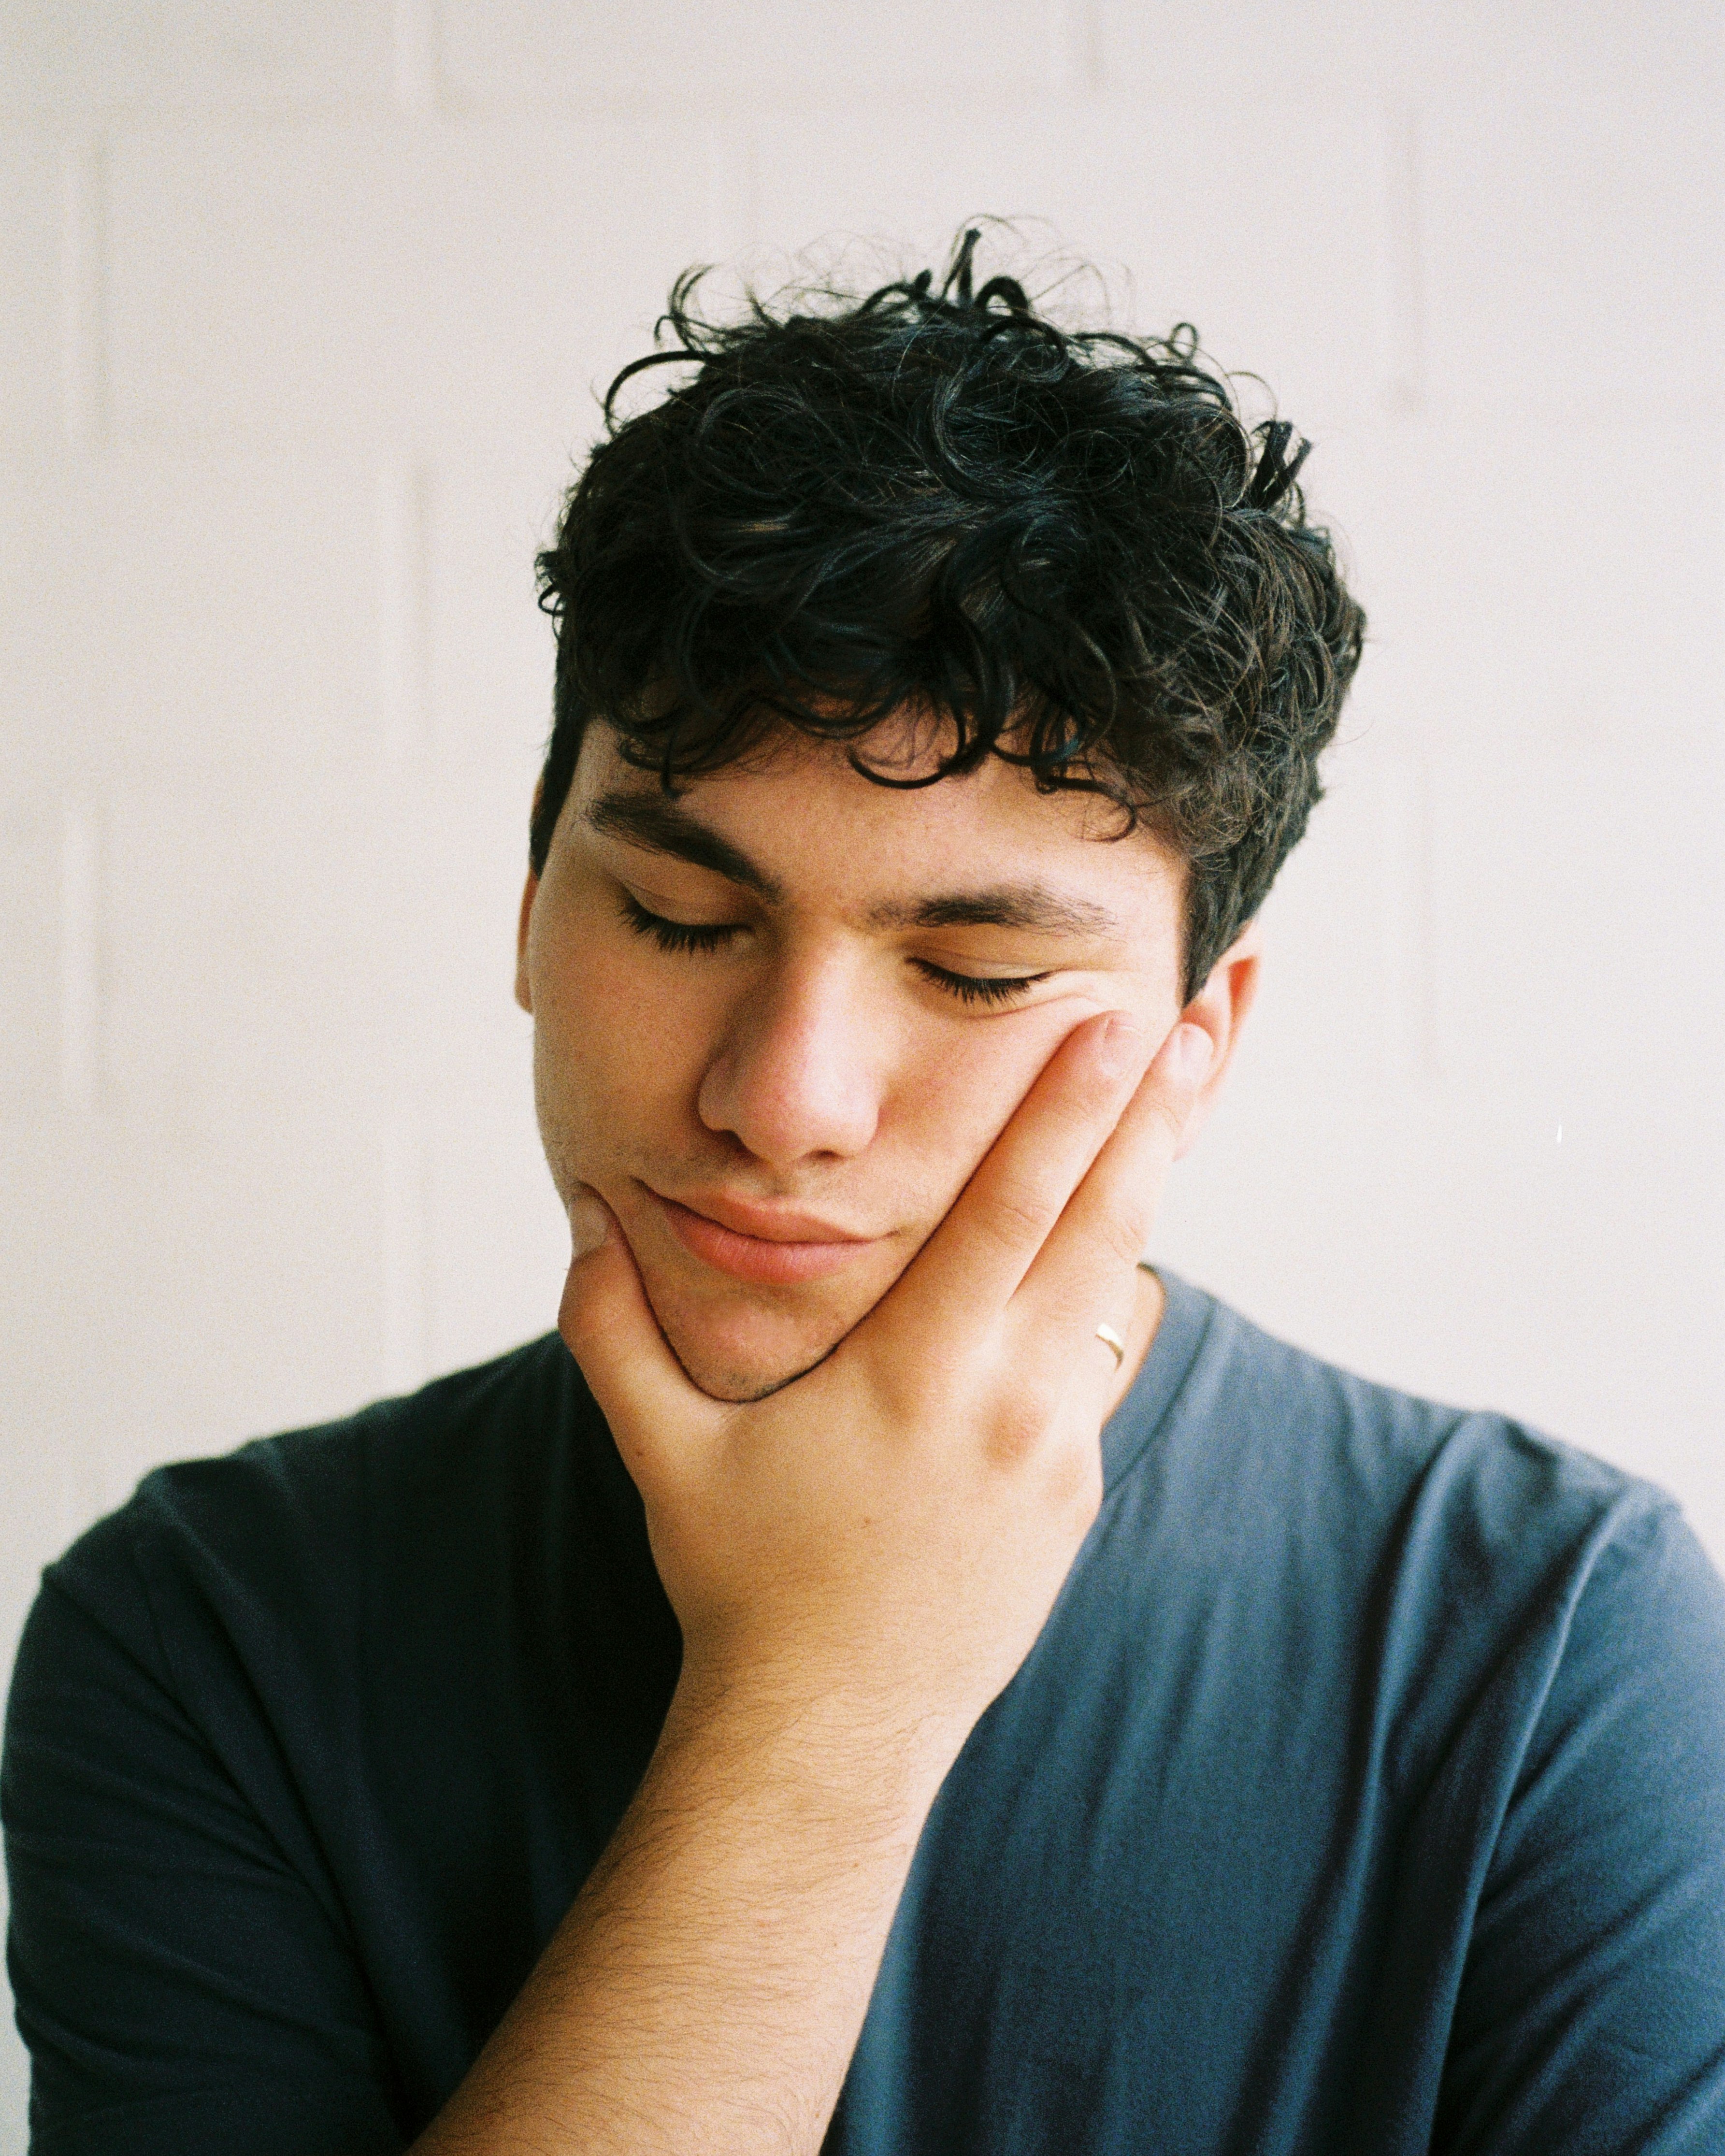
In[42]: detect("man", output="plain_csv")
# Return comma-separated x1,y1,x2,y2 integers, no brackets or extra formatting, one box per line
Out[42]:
6,231,1725,2155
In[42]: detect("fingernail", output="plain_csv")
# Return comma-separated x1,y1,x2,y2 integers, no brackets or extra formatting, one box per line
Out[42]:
569,1191,610,1260
1168,1023,1215,1087
1097,1011,1145,1078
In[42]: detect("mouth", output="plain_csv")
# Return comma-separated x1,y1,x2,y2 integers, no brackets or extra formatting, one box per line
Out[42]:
643,1184,882,1286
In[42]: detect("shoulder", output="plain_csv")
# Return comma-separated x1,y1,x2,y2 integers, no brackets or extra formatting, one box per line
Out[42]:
144,1325,581,1524
19,1332,588,1690
1136,1277,1712,1767
1127,1285,1725,1924
1157,1272,1677,1570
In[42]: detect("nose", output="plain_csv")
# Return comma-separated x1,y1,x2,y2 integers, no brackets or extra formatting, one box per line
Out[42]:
695,954,883,1168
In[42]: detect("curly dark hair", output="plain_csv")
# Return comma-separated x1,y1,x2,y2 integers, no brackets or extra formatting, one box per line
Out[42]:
532,228,1365,1000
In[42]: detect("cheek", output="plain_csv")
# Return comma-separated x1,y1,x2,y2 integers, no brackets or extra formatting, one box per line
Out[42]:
530,915,716,1146
886,1003,1094,1196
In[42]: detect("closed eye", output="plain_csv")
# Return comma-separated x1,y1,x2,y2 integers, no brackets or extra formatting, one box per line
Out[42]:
617,891,1049,1007
618,889,740,955
908,960,1049,1006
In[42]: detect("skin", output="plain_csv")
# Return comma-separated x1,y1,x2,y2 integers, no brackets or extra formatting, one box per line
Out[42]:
412,715,1260,2154
514,719,1259,1408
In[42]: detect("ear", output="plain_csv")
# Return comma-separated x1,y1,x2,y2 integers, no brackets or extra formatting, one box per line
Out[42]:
1170,920,1262,1160
515,779,545,1016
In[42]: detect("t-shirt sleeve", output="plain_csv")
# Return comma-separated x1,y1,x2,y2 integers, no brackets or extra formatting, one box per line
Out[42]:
1437,1501,1725,2154
2,1516,407,2156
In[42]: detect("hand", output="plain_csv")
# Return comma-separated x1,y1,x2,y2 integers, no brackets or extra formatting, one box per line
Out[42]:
558,1012,1214,1760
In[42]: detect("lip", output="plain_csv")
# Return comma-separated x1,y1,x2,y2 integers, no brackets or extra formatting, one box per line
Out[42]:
645,1184,881,1286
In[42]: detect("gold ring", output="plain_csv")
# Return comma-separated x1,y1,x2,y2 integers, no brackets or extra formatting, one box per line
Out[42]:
1095,1322,1126,1368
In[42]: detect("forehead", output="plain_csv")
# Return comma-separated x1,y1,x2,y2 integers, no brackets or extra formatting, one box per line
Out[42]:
571,720,1185,925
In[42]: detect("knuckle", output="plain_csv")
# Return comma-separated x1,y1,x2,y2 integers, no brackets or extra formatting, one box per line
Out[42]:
986,1392,1053,1466
1116,1099,1183,1181
1078,1062,1134,1124
1139,1090,1189,1148
978,1180,1055,1254
1096,1210,1148,1272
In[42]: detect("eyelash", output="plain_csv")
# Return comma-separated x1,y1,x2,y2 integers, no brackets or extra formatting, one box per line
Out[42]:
616,892,1049,1007
922,966,1048,1008
618,891,734,957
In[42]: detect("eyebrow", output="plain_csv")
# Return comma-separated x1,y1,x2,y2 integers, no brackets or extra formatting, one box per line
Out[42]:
583,786,1123,940
864,886,1120,936
585,787,779,897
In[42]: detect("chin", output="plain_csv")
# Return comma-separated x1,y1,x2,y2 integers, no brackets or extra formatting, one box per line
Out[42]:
646,1279,848,1404
663,1326,840,1404
683,1358,825,1405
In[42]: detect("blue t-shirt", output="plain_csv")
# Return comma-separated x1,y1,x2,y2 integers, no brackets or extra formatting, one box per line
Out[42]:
6,1273,1725,2153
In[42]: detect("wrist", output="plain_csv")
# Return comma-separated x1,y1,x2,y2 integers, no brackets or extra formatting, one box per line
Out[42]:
658,1659,965,1822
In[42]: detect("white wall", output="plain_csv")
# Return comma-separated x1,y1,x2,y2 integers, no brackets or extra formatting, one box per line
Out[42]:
2,0,1722,2141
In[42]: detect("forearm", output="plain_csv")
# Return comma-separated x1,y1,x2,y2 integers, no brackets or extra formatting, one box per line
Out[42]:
410,1683,954,2156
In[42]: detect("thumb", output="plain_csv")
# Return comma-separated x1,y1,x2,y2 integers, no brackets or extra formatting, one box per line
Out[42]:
557,1188,708,1449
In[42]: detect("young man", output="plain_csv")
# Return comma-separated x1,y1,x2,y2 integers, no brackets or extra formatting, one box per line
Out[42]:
6,233,1725,2156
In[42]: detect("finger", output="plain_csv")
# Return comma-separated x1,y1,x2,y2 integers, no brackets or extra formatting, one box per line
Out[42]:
873,1009,1152,1358
1011,1021,1212,1343
1064,1257,1167,1436
557,1188,724,1469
